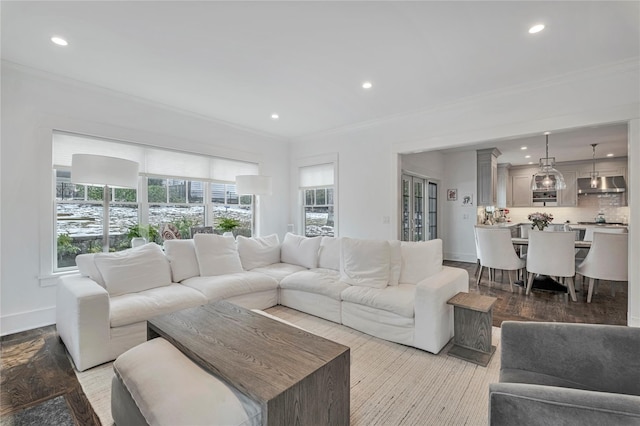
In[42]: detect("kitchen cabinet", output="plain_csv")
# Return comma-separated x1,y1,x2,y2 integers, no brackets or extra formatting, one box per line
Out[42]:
511,175,533,207
497,163,510,208
477,148,501,206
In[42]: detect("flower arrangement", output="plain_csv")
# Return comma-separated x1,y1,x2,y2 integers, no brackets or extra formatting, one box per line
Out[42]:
528,212,553,230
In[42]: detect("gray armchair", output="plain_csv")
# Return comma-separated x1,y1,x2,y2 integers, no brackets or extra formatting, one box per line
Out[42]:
489,321,640,425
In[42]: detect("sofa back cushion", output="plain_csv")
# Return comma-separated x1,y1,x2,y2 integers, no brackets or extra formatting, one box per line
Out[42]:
280,233,321,269
193,234,243,276
236,234,281,270
340,238,391,289
75,253,106,287
93,243,172,296
163,239,200,282
318,237,341,270
399,239,443,284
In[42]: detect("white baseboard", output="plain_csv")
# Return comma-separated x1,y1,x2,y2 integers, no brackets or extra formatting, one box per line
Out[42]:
1,306,56,336
444,252,476,264
628,314,640,328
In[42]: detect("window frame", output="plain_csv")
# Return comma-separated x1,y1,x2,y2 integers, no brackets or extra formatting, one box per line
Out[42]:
51,131,260,273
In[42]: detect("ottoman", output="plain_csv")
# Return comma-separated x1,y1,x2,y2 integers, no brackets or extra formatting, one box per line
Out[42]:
111,337,261,426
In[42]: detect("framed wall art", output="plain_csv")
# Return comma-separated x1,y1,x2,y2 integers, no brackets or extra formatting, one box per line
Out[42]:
447,189,457,201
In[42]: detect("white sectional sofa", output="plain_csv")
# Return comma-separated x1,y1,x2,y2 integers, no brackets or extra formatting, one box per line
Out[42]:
56,233,469,371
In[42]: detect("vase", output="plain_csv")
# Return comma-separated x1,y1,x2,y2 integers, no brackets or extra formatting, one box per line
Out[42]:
534,222,546,231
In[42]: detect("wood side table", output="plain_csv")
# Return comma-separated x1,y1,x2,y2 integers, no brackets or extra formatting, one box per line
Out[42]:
446,292,497,367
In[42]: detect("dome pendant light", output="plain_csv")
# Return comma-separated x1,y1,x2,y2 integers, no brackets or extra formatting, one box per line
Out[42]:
589,144,599,188
530,132,566,191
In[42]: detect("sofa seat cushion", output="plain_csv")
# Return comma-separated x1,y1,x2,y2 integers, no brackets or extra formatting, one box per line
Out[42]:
249,263,307,283
340,284,416,318
280,268,348,300
113,337,261,426
110,284,207,328
181,272,278,302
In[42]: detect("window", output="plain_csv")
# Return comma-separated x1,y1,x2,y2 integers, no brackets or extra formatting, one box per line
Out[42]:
211,183,252,237
55,170,138,268
52,131,259,271
148,178,205,240
303,188,335,237
299,162,336,237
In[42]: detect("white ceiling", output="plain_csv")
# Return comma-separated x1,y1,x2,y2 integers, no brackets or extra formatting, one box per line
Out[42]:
2,1,639,145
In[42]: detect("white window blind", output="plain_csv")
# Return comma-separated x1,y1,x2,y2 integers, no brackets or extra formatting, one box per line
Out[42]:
299,163,334,188
53,132,258,182
211,158,258,182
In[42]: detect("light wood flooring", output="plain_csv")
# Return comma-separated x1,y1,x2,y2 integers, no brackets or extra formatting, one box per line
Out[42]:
1,261,627,424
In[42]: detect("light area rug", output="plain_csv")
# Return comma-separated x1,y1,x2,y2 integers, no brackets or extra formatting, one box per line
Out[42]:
76,305,501,426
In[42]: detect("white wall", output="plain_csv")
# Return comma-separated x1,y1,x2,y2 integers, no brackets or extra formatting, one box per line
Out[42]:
0,63,290,334
292,60,640,325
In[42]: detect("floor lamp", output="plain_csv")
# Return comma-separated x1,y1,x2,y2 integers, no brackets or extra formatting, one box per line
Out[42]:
235,175,272,236
72,154,139,253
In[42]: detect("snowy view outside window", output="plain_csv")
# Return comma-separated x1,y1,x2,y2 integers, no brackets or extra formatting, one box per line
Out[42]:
304,187,335,237
55,171,252,269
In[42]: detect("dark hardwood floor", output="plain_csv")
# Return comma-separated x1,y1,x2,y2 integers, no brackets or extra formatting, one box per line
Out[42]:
0,325,100,425
446,260,628,327
0,262,627,424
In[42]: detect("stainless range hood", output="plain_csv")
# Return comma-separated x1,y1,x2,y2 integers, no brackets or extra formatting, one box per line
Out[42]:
577,176,626,194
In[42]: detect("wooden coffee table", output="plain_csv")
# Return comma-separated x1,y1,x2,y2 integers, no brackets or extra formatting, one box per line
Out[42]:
446,292,497,367
147,301,350,426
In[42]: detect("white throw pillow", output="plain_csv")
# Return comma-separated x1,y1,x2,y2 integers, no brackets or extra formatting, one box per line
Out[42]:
340,238,391,289
280,233,321,269
389,240,401,286
318,237,341,271
94,243,172,297
193,234,244,276
75,253,106,287
163,239,200,282
399,239,443,284
236,234,281,270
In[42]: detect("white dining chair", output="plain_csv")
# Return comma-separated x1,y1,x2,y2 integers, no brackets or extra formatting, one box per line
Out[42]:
475,226,526,292
583,226,626,242
576,232,628,303
473,225,481,277
525,230,577,301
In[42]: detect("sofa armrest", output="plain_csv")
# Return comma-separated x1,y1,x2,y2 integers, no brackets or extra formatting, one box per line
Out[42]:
413,266,469,353
500,322,640,396
489,382,640,426
56,275,111,371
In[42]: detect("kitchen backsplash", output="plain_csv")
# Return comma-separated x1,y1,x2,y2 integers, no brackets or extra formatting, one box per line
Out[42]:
494,193,629,224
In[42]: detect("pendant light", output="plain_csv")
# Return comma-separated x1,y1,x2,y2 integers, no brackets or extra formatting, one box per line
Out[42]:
589,143,599,188
530,132,566,191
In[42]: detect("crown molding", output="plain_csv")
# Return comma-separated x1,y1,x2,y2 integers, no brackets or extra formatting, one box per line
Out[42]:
1,60,289,143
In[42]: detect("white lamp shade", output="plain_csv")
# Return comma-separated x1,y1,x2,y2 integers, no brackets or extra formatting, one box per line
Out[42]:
236,175,272,195
72,154,139,188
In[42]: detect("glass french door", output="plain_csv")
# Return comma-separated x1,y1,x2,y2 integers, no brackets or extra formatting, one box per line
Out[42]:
402,175,437,241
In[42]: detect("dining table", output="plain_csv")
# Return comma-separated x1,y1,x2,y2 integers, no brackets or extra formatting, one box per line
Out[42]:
511,237,592,249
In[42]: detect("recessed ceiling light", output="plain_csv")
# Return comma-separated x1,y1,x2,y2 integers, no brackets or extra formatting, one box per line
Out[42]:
271,113,279,120
529,24,545,34
607,153,614,157
525,155,531,159
51,36,68,46
528,161,534,165
521,146,527,150
362,81,372,89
